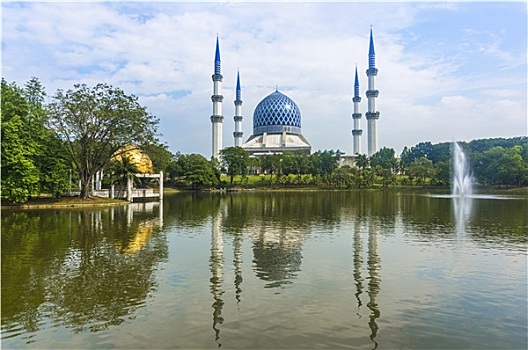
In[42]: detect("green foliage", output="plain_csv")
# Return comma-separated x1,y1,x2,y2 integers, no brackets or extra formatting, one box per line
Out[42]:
408,157,435,187
1,78,70,202
142,142,177,174
401,137,528,188
1,80,39,202
176,154,219,189
220,146,249,185
37,135,70,197
496,146,528,186
355,154,369,171
433,161,450,186
468,137,527,154
107,156,141,187
400,142,450,167
370,147,397,172
47,83,159,198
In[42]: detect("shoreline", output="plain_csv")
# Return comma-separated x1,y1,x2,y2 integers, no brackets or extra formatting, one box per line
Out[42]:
1,197,130,210
2,186,526,209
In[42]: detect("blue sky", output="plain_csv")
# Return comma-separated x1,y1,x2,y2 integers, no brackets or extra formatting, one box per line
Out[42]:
2,1,526,157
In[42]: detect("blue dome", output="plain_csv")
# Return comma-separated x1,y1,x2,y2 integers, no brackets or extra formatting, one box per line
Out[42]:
253,91,302,135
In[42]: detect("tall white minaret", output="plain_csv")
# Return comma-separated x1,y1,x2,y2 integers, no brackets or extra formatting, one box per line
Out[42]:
233,71,243,147
211,36,224,160
352,66,363,155
366,28,380,156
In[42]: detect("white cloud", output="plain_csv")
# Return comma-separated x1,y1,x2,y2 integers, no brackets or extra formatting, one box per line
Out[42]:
2,1,526,157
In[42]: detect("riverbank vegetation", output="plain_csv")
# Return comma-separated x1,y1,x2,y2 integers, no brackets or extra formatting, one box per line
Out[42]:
2,78,527,203
167,139,528,191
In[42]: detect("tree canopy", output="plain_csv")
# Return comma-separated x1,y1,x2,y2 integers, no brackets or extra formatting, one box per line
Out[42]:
176,154,219,189
220,146,249,185
47,83,159,198
1,78,70,202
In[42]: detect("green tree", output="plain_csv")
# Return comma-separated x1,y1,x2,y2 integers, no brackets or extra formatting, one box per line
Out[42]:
473,146,505,186
362,168,375,188
1,78,69,202
248,156,262,175
497,146,528,186
261,154,280,186
142,143,176,174
24,78,70,198
107,156,141,188
38,135,70,197
433,160,451,186
408,157,435,187
319,150,340,175
47,83,159,199
370,147,397,173
176,154,218,189
220,146,249,185
1,80,40,202
355,154,369,172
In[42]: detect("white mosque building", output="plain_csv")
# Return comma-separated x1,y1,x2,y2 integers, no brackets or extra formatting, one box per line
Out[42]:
210,29,380,159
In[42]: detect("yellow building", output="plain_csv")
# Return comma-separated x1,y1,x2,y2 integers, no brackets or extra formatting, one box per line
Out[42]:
112,144,154,174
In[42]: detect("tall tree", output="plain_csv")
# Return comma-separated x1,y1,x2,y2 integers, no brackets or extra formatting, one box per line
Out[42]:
1,79,39,202
355,154,369,172
261,154,281,185
142,142,176,174
497,146,528,186
24,77,70,197
176,154,218,189
408,157,435,187
220,147,249,185
47,83,159,199
370,147,397,173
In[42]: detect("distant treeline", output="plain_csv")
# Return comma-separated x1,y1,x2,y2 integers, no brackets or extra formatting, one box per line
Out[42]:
2,77,527,203
166,137,527,190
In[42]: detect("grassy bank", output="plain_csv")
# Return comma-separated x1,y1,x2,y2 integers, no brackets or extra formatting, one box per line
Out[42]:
2,196,129,209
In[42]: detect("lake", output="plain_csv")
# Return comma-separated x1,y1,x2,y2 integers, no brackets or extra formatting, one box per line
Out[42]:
1,191,527,349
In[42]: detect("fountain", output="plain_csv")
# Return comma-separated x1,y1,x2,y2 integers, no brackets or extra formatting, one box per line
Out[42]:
452,142,473,197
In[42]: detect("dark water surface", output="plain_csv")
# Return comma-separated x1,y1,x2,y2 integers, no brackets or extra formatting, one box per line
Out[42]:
2,191,527,349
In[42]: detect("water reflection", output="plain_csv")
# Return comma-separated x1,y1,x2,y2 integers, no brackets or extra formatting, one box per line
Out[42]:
251,229,304,289
351,195,383,349
1,203,166,339
209,201,225,347
353,224,364,311
452,197,473,235
366,222,381,349
3,191,526,349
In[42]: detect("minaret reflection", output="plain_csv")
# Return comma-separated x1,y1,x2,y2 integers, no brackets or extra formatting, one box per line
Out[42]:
366,220,381,349
233,231,243,304
353,222,364,312
209,202,224,347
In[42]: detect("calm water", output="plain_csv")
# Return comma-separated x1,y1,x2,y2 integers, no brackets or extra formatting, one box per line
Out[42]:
2,191,527,349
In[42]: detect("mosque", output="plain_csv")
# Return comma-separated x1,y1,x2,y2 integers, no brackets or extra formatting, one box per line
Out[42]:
210,29,380,159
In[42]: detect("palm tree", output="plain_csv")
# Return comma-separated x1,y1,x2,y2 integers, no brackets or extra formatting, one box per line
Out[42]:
108,156,141,190
355,154,369,172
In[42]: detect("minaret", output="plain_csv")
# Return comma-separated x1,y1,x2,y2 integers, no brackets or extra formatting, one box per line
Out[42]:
233,70,243,147
211,36,224,160
352,66,363,155
365,28,380,156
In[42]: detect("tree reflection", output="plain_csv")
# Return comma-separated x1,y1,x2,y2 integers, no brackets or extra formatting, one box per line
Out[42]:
1,203,166,335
